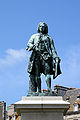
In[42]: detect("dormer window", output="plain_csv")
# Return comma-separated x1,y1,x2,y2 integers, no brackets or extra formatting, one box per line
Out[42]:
73,102,78,111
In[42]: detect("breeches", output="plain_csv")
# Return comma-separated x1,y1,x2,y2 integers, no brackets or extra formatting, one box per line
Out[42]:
33,56,51,76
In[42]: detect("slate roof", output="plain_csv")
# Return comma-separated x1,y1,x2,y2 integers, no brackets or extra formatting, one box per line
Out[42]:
63,89,80,112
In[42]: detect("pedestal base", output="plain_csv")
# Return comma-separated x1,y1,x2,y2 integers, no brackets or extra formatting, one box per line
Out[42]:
27,90,57,96
14,96,70,120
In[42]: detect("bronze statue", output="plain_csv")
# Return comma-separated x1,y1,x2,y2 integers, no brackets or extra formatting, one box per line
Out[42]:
26,22,61,95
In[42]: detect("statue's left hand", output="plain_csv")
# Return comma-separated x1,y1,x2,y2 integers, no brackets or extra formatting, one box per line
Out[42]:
55,57,60,63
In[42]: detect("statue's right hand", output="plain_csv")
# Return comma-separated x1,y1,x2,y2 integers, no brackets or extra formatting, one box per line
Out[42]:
26,47,28,50
26,46,32,51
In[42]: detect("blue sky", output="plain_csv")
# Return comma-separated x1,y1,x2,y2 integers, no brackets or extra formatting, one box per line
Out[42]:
0,0,80,106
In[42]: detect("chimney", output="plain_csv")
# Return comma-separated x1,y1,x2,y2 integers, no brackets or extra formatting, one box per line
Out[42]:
54,85,70,96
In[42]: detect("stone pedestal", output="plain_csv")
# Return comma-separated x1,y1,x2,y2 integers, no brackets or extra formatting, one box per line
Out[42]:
14,96,70,120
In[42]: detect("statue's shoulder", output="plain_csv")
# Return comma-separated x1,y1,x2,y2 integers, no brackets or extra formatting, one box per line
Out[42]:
47,34,52,39
31,33,40,39
46,35,53,42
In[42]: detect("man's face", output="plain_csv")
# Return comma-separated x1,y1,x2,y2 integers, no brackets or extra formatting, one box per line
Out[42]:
39,23,45,33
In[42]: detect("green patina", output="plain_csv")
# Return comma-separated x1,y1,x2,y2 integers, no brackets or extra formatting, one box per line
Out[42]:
26,22,61,96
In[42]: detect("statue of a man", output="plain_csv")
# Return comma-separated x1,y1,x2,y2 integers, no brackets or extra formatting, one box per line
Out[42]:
26,22,61,94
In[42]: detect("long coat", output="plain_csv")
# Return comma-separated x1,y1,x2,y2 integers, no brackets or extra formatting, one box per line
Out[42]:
26,33,61,79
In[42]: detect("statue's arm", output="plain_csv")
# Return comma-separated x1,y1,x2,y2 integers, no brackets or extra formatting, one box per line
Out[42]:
26,35,34,51
50,37,60,62
50,38,58,57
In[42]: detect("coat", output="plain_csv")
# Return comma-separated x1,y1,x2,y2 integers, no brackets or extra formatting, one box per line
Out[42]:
26,33,61,79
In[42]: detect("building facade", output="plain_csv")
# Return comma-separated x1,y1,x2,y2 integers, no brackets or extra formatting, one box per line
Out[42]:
0,101,6,120
54,85,80,120
7,104,20,120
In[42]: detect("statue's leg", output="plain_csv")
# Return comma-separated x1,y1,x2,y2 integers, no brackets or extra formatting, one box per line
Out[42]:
45,74,51,91
35,76,41,93
34,56,41,93
29,74,37,93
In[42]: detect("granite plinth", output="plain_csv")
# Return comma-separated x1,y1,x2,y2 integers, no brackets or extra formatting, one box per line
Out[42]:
14,96,70,120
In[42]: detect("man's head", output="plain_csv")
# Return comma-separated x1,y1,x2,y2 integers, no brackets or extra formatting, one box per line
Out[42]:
37,22,48,34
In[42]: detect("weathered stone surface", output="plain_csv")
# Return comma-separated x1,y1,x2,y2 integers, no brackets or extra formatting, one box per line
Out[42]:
14,96,70,120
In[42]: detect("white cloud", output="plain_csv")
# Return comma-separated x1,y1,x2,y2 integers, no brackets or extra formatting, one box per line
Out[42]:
0,46,80,105
0,49,30,68
0,46,80,89
0,49,29,104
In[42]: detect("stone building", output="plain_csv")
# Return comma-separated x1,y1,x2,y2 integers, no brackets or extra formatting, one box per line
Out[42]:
0,101,6,120
7,104,20,120
54,85,73,97
64,88,80,120
54,85,80,120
